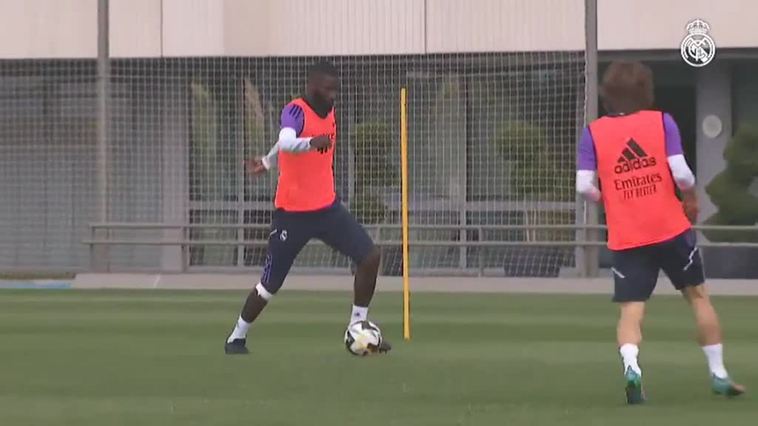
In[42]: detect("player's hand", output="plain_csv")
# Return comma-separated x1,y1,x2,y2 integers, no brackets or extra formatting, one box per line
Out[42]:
244,157,267,176
682,190,699,223
310,135,332,153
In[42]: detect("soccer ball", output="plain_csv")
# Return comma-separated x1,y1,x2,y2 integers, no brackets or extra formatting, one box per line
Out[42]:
344,320,383,356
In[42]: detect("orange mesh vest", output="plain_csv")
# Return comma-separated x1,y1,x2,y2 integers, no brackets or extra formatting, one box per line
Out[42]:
275,98,337,212
590,110,691,250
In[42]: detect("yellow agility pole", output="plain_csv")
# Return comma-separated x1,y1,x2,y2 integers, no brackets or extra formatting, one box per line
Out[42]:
400,87,411,341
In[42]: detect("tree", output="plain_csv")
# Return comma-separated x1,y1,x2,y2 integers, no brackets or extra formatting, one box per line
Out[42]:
492,120,573,241
494,121,547,197
351,121,396,225
492,120,574,201
703,123,758,242
349,120,400,274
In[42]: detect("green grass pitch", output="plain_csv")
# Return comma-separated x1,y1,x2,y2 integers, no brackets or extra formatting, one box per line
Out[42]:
0,289,755,425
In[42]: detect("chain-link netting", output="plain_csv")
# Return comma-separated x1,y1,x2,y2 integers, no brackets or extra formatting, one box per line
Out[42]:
0,1,587,277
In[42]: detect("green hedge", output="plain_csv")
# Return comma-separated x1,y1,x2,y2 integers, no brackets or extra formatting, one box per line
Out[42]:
704,123,758,242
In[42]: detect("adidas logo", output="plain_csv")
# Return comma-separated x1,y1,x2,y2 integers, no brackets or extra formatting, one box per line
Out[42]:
614,138,657,174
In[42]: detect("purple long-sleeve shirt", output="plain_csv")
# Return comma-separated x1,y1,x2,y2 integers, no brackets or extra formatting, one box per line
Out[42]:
281,103,305,135
577,112,684,171
261,103,308,169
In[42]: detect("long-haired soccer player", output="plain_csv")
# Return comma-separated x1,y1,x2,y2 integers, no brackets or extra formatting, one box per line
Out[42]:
576,61,744,404
224,61,390,355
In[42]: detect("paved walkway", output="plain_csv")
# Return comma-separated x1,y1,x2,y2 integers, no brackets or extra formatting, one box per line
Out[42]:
72,273,758,296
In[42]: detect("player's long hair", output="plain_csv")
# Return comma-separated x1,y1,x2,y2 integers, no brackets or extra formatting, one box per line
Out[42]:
600,61,654,115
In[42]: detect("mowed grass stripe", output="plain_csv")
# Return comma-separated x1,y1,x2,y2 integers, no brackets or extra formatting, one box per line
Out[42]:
0,290,755,426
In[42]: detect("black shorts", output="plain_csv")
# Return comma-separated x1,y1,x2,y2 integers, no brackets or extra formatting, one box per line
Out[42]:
260,200,375,294
611,230,705,302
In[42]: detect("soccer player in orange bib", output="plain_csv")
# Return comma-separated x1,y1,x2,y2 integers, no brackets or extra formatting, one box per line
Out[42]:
224,61,390,355
576,61,744,404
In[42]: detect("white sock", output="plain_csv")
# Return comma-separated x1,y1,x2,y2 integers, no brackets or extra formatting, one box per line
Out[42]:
350,305,368,324
226,316,251,343
619,343,642,376
702,343,729,379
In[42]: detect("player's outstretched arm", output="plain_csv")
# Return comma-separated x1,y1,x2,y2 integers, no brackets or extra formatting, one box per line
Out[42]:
668,154,698,223
246,128,330,177
576,170,601,202
245,156,268,176
277,127,331,153
663,113,698,222
261,143,279,170
244,142,279,176
276,103,333,154
576,126,601,202
277,127,312,153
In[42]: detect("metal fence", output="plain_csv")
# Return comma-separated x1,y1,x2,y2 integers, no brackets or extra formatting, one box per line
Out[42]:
83,222,758,278
2,1,756,279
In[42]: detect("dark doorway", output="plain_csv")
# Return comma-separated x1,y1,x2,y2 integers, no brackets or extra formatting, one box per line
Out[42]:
655,85,697,173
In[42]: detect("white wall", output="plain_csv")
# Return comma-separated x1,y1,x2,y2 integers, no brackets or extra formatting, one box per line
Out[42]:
0,0,97,58
220,0,427,56
0,0,756,59
426,0,584,53
598,0,758,51
162,0,225,57
111,0,162,57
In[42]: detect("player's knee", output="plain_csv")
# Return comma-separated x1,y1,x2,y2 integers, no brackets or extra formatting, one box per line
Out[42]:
683,284,708,303
358,247,381,270
619,302,645,322
256,282,276,301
